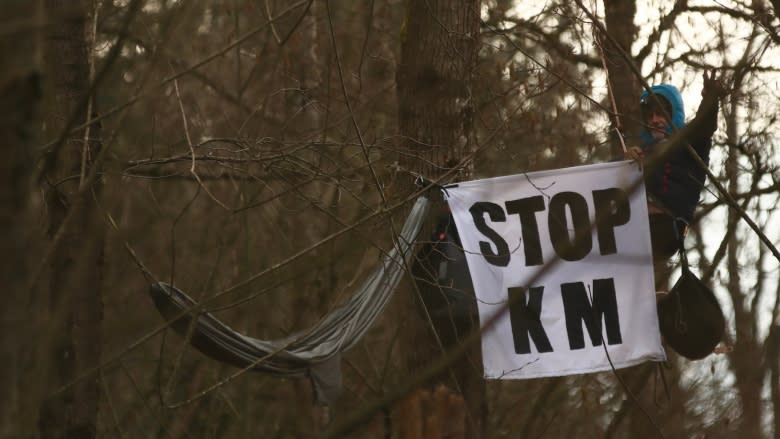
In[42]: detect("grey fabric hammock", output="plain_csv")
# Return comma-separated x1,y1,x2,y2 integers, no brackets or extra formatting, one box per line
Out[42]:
149,195,431,404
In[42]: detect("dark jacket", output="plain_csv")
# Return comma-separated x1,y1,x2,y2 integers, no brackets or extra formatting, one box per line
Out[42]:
639,84,719,223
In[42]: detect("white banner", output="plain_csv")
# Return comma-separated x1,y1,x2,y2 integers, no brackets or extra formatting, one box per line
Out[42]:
445,161,665,379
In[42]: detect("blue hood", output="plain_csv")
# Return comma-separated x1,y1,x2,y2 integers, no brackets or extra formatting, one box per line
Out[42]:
639,83,686,144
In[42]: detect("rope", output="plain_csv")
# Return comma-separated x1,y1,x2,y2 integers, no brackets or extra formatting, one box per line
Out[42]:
593,29,628,154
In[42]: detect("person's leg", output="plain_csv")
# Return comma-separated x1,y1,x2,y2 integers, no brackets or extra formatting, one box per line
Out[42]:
649,213,679,262
648,212,680,298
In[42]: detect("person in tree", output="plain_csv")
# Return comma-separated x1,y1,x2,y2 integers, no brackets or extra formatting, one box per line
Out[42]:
624,70,727,262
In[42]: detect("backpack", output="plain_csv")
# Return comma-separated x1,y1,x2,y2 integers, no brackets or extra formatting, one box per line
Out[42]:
656,235,725,360
411,214,478,326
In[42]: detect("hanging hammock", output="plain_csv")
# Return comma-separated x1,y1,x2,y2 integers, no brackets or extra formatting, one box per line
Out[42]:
148,195,431,404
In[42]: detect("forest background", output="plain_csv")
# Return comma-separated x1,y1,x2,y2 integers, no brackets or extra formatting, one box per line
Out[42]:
3,0,780,437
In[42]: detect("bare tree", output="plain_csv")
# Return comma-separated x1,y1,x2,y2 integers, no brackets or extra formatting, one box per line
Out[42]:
0,1,42,436
38,1,107,436
395,1,484,438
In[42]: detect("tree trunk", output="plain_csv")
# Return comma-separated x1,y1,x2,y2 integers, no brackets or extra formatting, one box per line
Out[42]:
768,321,780,439
396,1,483,438
600,3,689,437
0,2,42,435
39,1,105,437
397,0,479,179
726,133,764,439
603,0,640,157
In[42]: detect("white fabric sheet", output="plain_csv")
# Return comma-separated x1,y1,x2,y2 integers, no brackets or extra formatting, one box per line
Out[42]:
445,161,665,379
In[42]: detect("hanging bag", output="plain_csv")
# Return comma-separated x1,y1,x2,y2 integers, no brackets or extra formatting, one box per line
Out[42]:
656,220,725,360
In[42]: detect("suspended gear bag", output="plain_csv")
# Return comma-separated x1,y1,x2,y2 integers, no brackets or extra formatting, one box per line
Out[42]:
656,221,725,360
412,213,478,326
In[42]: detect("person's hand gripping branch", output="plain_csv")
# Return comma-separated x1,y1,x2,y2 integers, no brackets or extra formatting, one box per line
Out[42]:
624,145,645,166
